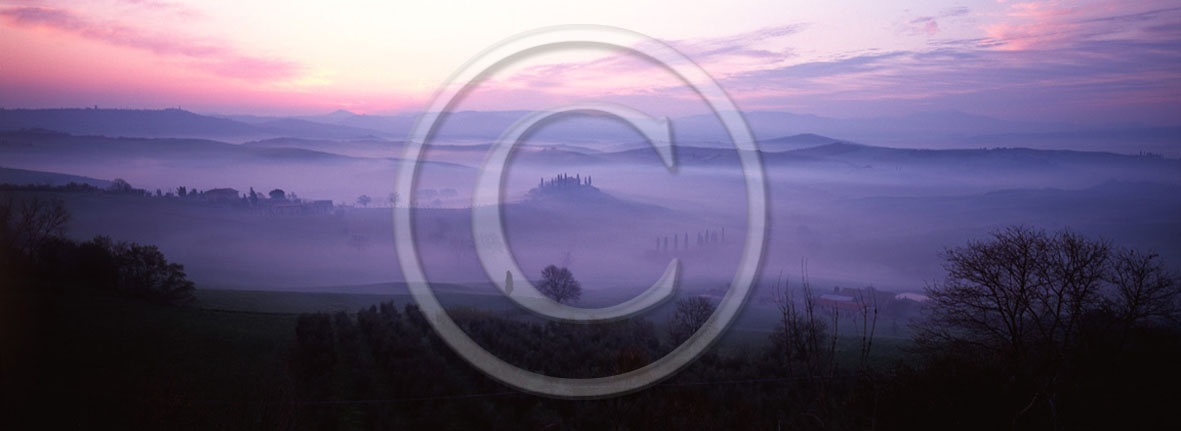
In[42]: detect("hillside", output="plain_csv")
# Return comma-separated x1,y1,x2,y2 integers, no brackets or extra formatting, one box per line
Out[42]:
0,166,112,188
0,108,388,141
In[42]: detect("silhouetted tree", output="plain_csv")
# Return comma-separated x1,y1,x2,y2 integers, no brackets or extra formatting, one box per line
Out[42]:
915,226,1181,428
538,265,581,304
768,261,836,379
0,195,70,260
106,240,195,304
2,194,195,305
268,189,286,200
1109,248,1179,333
357,194,372,207
853,286,880,370
108,178,133,193
918,227,1117,363
667,296,715,345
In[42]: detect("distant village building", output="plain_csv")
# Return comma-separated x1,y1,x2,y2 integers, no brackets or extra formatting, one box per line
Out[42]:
307,200,334,214
265,199,334,216
817,293,860,311
270,203,304,216
894,292,930,302
203,187,240,203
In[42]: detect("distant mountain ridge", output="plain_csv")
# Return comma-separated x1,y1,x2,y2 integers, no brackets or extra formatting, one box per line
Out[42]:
0,108,256,138
3,128,1173,174
3,107,1178,155
0,108,388,141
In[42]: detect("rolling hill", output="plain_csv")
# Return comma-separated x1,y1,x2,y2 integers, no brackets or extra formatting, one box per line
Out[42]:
0,166,112,188
0,108,389,141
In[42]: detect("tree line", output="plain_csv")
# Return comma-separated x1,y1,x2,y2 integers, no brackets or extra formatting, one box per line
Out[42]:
1,193,195,304
285,226,1178,430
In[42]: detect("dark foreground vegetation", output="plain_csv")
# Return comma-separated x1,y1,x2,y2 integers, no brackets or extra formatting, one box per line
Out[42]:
3,191,1180,430
282,228,1181,429
1,193,195,304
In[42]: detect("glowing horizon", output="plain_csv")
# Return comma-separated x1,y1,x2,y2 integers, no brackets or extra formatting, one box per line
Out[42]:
1,0,1179,125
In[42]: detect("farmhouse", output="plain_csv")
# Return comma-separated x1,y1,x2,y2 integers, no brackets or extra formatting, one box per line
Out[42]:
204,187,240,203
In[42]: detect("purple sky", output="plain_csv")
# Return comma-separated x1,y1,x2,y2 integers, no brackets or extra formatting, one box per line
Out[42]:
1,0,1179,125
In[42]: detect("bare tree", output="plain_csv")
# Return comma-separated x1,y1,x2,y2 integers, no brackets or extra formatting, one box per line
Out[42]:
770,260,835,377
917,227,1148,362
0,195,70,258
854,286,880,370
1032,229,1110,351
1109,248,1179,332
770,272,799,372
919,226,1052,362
667,296,715,345
918,226,1180,427
538,265,581,304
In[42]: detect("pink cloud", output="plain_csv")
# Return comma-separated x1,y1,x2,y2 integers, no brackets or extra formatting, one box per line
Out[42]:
0,6,299,82
467,24,804,106
900,7,969,36
424,4,1181,123
984,1,1083,50
923,20,940,34
119,0,204,19
981,1,1180,50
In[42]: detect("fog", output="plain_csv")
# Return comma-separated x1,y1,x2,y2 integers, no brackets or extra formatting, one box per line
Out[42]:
3,111,1179,306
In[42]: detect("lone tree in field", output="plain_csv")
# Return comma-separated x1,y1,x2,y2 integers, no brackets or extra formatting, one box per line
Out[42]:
357,194,372,208
538,265,581,304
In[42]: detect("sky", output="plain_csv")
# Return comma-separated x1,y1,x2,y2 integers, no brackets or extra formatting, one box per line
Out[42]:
1,0,1179,125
